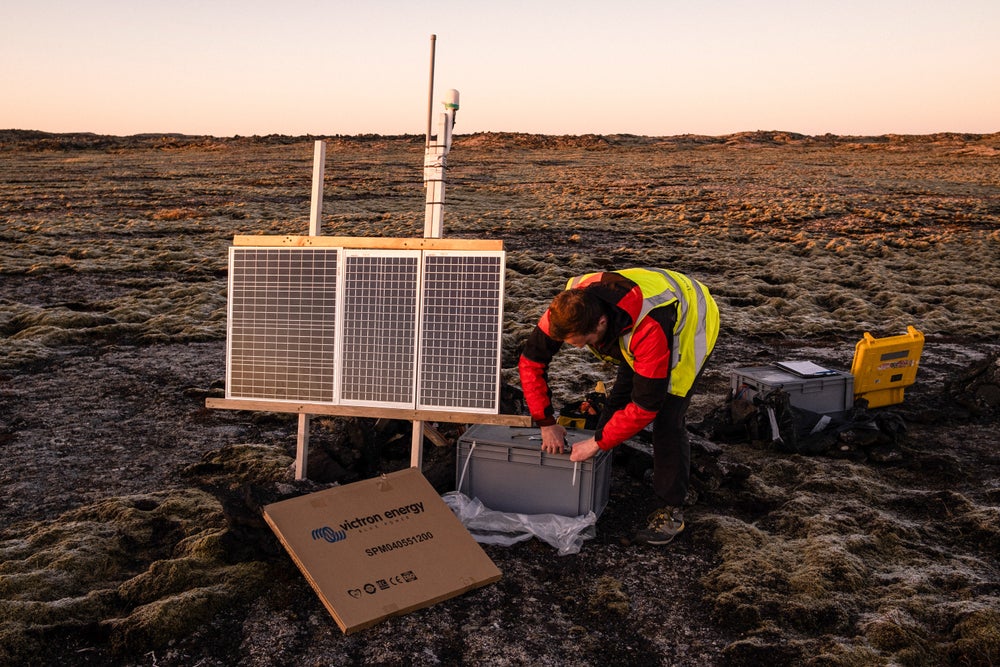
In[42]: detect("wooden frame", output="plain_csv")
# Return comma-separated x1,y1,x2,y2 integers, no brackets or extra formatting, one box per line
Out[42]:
232,235,503,251
206,397,531,427
212,234,531,460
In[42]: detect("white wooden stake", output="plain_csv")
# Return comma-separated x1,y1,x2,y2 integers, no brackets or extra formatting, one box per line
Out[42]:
296,139,327,480
309,140,326,236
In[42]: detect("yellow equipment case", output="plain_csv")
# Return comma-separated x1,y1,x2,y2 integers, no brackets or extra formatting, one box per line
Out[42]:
850,326,924,408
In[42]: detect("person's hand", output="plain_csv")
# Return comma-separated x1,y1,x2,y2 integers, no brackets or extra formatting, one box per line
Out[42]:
539,424,567,453
569,437,601,462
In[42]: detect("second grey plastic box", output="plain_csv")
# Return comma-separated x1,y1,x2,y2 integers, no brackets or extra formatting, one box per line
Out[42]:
731,366,854,414
456,424,612,518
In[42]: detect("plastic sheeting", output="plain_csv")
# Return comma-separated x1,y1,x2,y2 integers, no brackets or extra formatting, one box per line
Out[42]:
442,491,597,556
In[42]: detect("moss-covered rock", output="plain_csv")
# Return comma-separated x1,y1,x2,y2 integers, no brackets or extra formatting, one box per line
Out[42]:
0,487,273,663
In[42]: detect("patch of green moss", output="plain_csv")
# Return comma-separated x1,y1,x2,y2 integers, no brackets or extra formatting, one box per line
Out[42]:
185,443,294,488
588,575,630,616
106,561,270,653
948,607,1000,666
0,486,273,662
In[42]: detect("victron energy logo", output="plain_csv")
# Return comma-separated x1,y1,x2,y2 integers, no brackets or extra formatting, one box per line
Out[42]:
309,500,426,545
311,526,347,543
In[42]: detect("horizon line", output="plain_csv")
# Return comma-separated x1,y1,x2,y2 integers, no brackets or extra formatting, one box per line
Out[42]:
4,128,999,141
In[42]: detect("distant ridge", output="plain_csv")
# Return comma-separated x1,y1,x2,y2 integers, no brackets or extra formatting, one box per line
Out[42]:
0,130,427,152
1,128,997,152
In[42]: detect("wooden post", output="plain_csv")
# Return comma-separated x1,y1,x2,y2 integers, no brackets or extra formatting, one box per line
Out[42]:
296,139,327,480
295,413,310,480
309,140,326,236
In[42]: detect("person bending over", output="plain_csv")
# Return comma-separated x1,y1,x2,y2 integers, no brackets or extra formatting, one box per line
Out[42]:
518,268,719,545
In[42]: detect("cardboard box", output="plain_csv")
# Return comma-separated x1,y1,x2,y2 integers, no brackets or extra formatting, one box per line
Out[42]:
456,424,612,518
263,467,500,634
731,366,854,414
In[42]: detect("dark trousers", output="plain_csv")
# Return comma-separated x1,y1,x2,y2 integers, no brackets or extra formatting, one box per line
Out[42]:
649,391,694,506
599,360,708,506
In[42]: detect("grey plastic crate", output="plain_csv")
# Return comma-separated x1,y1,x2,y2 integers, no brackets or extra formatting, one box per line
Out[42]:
456,424,612,518
731,366,854,414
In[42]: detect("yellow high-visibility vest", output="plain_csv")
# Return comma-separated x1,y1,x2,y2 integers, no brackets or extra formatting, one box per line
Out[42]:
567,269,720,396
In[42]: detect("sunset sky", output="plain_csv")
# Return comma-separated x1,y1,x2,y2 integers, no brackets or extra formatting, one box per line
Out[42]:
4,0,998,137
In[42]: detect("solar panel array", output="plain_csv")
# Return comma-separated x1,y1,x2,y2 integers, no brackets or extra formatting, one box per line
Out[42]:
226,246,505,413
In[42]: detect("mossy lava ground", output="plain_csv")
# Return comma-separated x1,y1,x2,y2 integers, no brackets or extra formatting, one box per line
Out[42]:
1,130,999,666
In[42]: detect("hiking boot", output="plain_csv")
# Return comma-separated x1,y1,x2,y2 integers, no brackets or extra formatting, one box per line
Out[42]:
633,507,685,546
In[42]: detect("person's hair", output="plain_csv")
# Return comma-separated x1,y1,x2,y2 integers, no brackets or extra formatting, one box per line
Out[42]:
548,288,604,340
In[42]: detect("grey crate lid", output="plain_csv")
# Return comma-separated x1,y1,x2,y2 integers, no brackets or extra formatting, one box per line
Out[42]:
460,423,596,454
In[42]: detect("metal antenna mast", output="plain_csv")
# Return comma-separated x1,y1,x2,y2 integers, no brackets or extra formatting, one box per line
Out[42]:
423,34,459,239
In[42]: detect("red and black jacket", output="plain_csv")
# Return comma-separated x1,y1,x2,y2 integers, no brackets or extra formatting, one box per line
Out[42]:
518,272,677,450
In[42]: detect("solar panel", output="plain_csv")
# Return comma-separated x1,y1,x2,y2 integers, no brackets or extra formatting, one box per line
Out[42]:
228,247,339,402
418,252,504,412
225,244,505,414
339,251,420,408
